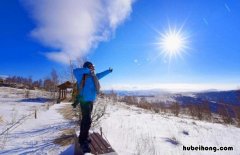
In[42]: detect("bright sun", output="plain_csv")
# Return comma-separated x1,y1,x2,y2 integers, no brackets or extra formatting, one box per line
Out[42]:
163,33,183,52
157,27,188,61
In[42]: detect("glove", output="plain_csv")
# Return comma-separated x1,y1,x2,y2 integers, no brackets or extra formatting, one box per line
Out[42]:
109,67,113,72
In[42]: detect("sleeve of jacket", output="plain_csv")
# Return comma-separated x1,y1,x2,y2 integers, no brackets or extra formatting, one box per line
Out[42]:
73,68,90,82
96,69,112,80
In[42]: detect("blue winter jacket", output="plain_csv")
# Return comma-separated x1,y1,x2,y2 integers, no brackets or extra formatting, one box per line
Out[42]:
73,68,112,102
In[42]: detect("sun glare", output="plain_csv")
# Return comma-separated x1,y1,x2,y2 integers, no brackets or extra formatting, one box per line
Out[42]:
157,27,188,61
163,33,183,52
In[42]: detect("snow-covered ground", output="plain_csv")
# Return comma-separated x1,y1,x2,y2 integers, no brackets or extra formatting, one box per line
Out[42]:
0,87,75,155
1,87,240,155
98,100,240,155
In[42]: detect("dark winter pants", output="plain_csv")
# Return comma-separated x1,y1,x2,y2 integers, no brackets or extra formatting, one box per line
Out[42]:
79,101,93,144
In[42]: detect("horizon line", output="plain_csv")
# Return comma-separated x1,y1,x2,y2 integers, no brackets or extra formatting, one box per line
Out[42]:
102,83,240,93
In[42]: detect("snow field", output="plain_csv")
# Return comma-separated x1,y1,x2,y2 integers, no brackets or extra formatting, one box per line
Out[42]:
1,87,240,155
99,100,240,155
0,87,75,155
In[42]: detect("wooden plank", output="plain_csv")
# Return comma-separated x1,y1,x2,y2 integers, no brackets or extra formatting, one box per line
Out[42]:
90,134,104,154
94,133,115,153
93,133,107,147
74,132,117,155
90,133,106,154
90,132,116,154
89,134,101,154
92,133,110,151
88,143,97,154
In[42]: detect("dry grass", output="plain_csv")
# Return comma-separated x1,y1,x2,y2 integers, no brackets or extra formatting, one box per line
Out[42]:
54,104,79,146
57,104,79,120
53,129,75,146
0,116,3,124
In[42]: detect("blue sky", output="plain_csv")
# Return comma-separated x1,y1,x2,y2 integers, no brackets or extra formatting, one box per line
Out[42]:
0,0,240,91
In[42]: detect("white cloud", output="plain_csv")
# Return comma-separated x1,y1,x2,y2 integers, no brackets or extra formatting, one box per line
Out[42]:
23,0,135,64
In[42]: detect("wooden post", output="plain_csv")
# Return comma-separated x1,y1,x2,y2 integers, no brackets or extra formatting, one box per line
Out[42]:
58,89,61,99
100,127,103,136
65,89,67,98
35,109,37,119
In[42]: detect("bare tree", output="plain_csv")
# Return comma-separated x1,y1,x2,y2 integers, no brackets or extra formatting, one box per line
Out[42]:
217,104,233,124
27,76,33,88
108,90,118,102
202,101,212,121
58,58,86,85
137,97,152,110
187,104,203,120
43,78,53,91
120,96,138,105
157,101,167,114
51,69,59,99
69,60,76,84
170,102,180,117
233,105,240,127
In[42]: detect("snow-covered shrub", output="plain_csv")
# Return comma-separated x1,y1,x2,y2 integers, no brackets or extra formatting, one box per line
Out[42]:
120,96,138,105
157,102,167,114
186,104,204,120
186,104,195,118
233,106,240,127
91,99,107,128
152,106,160,113
196,104,204,120
217,104,233,124
201,101,212,121
170,102,180,117
137,97,152,110
107,90,118,102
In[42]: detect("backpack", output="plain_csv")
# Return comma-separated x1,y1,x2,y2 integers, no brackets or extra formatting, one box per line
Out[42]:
72,74,87,105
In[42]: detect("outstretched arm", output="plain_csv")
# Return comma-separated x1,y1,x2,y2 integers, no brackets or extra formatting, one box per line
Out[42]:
96,68,112,80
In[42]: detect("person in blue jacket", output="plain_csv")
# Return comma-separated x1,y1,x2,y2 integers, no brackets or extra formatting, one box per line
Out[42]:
73,61,112,153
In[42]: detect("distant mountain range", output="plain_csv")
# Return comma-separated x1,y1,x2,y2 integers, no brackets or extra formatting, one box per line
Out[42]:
104,89,240,112
104,89,170,97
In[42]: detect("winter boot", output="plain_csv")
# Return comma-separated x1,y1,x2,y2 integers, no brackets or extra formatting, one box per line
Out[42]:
81,141,91,153
87,137,91,143
79,137,91,144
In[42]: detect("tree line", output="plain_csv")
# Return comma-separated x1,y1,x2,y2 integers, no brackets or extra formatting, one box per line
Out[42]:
3,69,59,92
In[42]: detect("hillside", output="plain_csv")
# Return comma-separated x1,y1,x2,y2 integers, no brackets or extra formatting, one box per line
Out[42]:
98,100,240,155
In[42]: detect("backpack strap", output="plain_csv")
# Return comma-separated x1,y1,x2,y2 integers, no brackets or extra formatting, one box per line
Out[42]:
77,74,87,95
92,73,100,94
77,73,100,95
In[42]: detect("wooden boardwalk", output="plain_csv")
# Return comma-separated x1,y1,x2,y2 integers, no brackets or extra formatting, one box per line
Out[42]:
74,132,117,155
